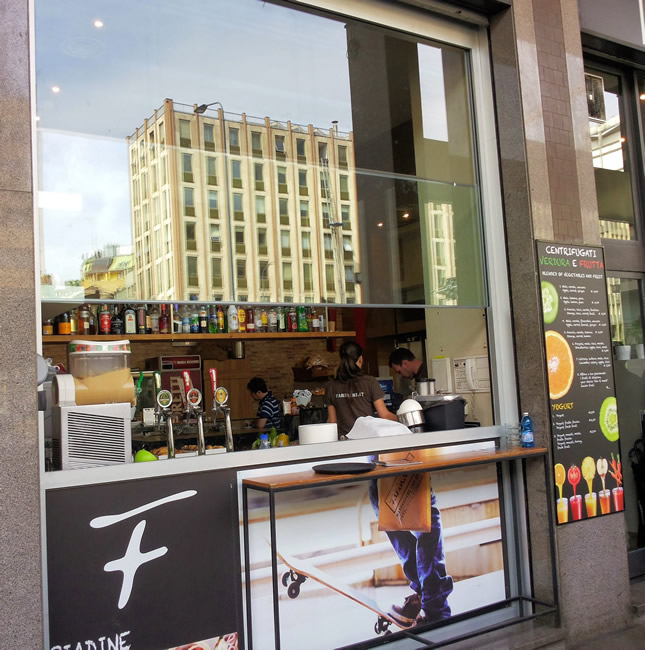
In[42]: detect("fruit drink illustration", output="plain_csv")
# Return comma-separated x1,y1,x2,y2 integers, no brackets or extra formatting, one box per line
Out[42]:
568,464,583,521
581,456,597,517
554,463,568,523
597,458,611,514
609,453,624,512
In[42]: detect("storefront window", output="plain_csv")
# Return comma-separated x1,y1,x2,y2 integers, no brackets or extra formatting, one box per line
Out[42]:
587,68,637,240
35,0,487,307
607,276,645,349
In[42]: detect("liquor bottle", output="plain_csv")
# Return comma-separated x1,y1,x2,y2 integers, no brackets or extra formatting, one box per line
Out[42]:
305,307,312,332
136,304,147,335
278,306,286,332
159,304,169,334
318,310,325,332
288,306,298,332
57,312,72,335
228,304,239,332
297,305,307,332
208,305,219,333
124,304,137,335
268,307,278,333
88,305,97,335
246,308,256,333
98,304,112,335
189,303,200,333
521,412,535,448
111,305,124,335
199,305,208,333
78,304,91,337
69,308,78,335
181,305,192,333
254,308,263,333
261,308,269,332
311,308,320,332
238,306,246,333
149,304,160,334
217,305,225,333
172,304,182,333
43,319,54,336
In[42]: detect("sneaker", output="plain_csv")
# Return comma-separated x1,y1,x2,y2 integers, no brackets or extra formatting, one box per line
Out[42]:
389,593,421,626
414,608,443,626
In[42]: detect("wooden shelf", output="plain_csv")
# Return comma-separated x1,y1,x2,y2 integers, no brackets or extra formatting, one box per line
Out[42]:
42,331,355,343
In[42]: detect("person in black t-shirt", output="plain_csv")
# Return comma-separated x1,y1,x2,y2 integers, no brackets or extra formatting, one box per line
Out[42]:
388,347,428,396
325,341,398,437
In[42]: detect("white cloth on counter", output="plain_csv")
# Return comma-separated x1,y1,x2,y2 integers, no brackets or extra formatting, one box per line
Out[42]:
345,416,410,439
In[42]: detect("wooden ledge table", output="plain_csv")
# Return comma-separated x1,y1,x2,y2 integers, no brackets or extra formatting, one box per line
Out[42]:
242,445,556,650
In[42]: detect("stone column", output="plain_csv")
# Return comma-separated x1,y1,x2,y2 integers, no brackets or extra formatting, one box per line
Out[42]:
490,0,631,644
0,0,44,647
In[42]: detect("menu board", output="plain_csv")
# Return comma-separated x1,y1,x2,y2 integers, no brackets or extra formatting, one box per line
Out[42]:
537,242,623,525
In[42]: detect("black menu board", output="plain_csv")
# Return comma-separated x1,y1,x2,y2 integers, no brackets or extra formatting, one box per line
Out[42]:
537,242,623,525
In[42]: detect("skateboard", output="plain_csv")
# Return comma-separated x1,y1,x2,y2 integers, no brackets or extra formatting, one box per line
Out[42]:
276,548,407,636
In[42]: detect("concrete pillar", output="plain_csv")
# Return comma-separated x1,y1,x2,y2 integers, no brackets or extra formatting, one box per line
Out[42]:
0,0,44,647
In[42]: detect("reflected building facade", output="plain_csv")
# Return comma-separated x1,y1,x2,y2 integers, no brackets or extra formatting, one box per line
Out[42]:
127,99,360,304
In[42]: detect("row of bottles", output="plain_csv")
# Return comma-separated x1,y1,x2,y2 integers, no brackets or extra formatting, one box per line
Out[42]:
43,303,328,336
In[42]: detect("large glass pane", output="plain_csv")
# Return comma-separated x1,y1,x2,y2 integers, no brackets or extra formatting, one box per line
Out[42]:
607,276,644,351
587,69,636,240
36,0,485,307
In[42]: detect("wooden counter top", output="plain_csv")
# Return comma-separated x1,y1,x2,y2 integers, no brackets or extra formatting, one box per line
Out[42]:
243,445,547,491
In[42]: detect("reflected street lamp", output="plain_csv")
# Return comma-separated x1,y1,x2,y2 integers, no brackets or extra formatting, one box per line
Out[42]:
194,101,235,301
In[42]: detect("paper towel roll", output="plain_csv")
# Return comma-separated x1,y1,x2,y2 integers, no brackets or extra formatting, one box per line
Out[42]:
298,422,338,445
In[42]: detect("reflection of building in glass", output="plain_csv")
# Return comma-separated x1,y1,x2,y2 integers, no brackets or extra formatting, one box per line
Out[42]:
589,112,634,240
127,99,360,303
81,244,135,299
428,203,457,305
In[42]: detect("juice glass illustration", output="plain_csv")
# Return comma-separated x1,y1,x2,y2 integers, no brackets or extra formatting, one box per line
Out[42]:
599,489,611,514
585,492,597,517
612,486,624,511
567,464,582,520
581,456,596,518
609,453,624,512
557,498,569,523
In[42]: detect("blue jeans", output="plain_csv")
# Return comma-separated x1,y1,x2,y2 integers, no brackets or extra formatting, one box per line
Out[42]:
369,479,453,619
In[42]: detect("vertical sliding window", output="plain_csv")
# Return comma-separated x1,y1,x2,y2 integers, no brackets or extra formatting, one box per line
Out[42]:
232,160,242,188
275,135,286,159
209,190,218,219
300,201,310,227
324,233,333,259
302,232,311,258
296,138,306,162
182,154,193,183
179,119,191,148
277,166,288,194
233,193,244,220
341,205,350,230
235,226,245,254
255,196,266,223
210,224,220,253
185,222,197,251
338,145,348,168
184,187,195,216
236,258,247,289
303,263,313,291
159,121,165,150
187,256,199,287
203,123,215,151
281,230,291,257
251,131,262,157
282,262,293,290
207,157,217,185
211,257,222,288
279,198,289,225
257,228,268,255
339,174,349,200
255,163,264,191
229,127,240,154
298,169,308,196
325,264,335,292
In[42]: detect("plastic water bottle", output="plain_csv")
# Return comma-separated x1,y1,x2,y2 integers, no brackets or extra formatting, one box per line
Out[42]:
259,433,271,450
521,412,535,448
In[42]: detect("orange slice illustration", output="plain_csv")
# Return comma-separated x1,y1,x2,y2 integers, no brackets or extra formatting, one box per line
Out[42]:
545,330,574,400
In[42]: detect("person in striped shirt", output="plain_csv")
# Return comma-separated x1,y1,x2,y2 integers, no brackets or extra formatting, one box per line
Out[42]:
247,377,282,430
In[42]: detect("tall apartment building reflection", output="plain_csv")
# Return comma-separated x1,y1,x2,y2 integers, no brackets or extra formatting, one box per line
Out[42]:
127,99,360,304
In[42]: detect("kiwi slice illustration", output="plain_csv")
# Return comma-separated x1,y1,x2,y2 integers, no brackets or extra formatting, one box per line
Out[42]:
599,396,619,442
541,281,559,324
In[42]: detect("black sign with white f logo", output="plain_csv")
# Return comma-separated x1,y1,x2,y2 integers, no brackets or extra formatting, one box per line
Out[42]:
46,469,242,649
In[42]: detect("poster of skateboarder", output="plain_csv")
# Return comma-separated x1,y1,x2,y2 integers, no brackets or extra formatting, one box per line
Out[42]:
241,461,506,649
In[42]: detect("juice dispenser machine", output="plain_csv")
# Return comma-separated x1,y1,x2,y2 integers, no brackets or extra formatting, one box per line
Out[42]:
51,340,135,470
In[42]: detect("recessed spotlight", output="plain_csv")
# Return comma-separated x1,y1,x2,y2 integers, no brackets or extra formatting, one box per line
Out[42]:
51,86,61,94
620,136,626,143
402,212,409,219
93,19,104,28
377,222,384,228
640,93,645,101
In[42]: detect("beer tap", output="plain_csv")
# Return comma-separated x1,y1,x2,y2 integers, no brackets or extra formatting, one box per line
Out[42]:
183,371,206,455
210,368,234,452
153,371,175,459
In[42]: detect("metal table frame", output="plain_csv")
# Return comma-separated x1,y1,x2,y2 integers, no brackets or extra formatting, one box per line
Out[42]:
242,446,558,649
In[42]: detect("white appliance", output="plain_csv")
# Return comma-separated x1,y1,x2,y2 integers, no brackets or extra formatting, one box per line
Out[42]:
52,399,132,470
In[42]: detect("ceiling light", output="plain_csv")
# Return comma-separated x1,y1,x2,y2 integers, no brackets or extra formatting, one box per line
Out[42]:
402,213,409,219
93,19,104,28
377,222,384,228
51,86,61,93
640,93,645,101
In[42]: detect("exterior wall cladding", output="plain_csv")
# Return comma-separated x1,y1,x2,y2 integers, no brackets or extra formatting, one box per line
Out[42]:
0,0,634,647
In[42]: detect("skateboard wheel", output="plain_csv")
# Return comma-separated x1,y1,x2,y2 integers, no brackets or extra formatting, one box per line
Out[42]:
287,582,300,599
281,571,291,587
